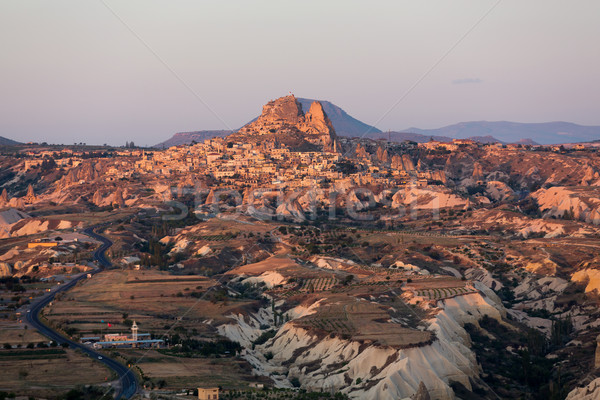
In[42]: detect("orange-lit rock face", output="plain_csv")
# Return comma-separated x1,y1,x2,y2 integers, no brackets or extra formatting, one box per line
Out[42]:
301,101,336,136
260,95,304,125
238,95,306,135
237,95,338,151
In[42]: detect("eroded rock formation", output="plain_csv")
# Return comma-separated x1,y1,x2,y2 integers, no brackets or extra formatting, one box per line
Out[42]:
236,95,339,152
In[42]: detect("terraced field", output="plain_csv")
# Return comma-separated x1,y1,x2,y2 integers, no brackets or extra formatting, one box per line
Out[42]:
295,297,432,348
195,233,237,241
299,277,338,292
415,285,477,301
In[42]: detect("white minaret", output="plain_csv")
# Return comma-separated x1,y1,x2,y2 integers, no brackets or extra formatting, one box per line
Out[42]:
131,321,138,342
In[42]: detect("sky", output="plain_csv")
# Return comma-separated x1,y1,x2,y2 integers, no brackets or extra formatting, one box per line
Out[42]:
1,1,599,146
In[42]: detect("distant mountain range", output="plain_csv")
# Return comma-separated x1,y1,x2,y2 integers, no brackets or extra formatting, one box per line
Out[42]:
155,98,600,147
366,132,541,145
366,131,453,144
0,136,20,146
401,121,600,145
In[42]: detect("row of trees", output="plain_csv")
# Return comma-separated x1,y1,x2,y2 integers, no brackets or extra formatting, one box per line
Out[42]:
166,336,241,356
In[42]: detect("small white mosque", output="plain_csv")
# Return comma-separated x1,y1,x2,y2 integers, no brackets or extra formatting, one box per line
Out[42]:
91,321,164,349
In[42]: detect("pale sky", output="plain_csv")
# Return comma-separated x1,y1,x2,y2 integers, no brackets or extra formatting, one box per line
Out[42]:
1,1,599,146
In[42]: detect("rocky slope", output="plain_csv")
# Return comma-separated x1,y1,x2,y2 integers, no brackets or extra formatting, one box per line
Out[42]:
566,378,600,400
233,95,339,152
0,135,20,146
0,207,80,239
391,187,467,210
217,281,505,400
532,186,600,225
0,208,30,238
460,208,599,238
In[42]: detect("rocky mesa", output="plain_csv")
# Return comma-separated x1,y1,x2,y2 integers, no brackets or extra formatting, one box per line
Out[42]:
233,95,340,152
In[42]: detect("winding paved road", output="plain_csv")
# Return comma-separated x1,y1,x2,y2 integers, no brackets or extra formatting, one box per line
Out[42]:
25,226,138,399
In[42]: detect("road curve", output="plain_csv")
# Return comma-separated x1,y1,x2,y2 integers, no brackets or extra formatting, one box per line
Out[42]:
25,226,138,399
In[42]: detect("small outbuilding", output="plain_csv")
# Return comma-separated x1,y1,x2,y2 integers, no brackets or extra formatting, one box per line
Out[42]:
198,387,219,400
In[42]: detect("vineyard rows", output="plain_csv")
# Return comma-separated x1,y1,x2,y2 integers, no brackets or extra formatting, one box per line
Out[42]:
301,317,355,335
415,286,476,300
196,234,235,241
299,277,338,292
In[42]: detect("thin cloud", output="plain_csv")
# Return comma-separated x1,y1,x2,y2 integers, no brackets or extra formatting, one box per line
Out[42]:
452,78,482,85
